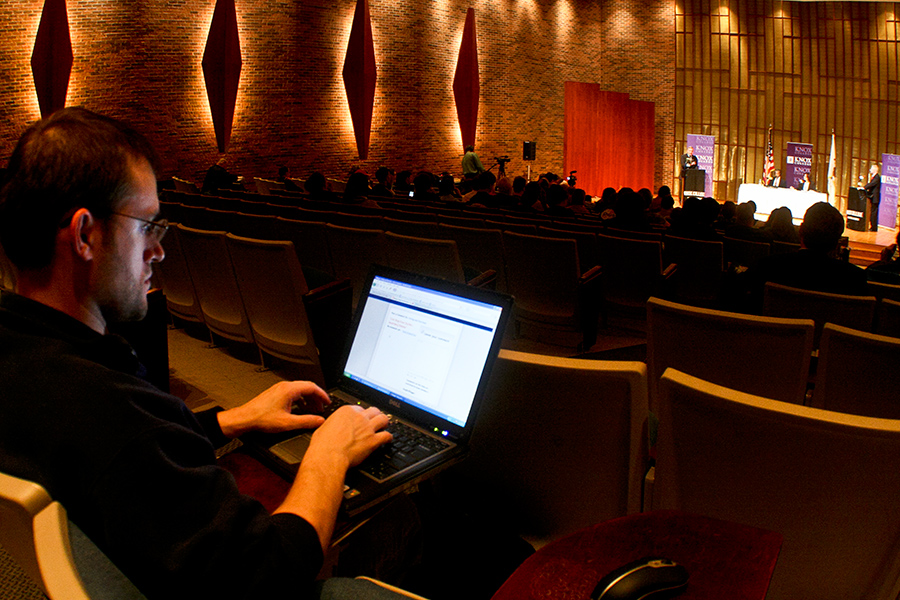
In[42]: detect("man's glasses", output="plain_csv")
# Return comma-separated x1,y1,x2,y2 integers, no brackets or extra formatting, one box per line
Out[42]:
109,211,169,243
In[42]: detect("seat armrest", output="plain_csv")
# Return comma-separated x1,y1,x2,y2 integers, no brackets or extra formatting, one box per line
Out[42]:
662,263,677,279
466,269,497,289
580,265,602,284
304,278,351,303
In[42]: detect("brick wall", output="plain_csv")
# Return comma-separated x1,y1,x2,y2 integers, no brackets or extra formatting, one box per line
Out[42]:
0,0,675,190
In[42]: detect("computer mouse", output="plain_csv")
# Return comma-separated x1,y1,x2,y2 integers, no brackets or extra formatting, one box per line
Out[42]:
591,556,689,600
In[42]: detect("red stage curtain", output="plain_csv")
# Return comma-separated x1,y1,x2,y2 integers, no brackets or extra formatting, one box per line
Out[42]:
564,82,655,197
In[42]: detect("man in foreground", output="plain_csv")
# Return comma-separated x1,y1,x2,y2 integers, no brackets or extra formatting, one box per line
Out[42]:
0,108,406,599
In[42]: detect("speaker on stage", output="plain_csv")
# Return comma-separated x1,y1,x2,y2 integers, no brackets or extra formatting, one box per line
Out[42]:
523,141,536,161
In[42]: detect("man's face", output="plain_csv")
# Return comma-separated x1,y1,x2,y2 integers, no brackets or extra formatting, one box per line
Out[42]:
92,158,165,325
687,147,694,156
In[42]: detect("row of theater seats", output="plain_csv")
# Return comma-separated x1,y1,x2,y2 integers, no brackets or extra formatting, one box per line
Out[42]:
463,303,900,600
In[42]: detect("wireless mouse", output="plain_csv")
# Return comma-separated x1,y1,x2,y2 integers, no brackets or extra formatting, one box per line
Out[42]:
591,556,689,600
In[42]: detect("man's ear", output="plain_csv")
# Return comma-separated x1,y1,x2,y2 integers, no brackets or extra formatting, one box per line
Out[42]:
66,208,99,262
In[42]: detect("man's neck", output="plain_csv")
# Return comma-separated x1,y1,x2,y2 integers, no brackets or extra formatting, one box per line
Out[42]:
17,278,107,334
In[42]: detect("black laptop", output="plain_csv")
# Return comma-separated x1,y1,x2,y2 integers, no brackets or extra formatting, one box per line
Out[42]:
249,265,512,516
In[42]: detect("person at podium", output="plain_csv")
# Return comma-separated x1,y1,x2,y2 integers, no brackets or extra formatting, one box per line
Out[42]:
680,146,698,178
864,163,881,232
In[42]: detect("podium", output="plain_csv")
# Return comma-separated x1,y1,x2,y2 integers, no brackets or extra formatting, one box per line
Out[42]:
846,186,867,232
684,169,706,198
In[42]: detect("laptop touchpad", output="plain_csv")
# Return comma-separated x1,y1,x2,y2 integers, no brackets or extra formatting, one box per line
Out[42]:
269,434,311,465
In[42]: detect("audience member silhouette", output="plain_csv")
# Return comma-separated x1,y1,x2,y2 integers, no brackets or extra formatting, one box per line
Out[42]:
750,201,869,303
371,167,395,197
304,171,337,202
724,202,771,242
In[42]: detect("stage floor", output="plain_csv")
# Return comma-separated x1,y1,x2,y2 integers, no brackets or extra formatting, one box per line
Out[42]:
846,227,896,247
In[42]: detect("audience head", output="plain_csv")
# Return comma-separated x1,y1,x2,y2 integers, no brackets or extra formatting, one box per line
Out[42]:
375,166,393,185
570,188,586,206
343,171,370,201
637,188,653,210
660,195,675,211
495,176,512,196
546,184,567,207
395,170,412,190
413,171,435,195
0,107,159,272
475,171,497,192
800,202,844,252
735,202,756,226
438,174,456,196
304,171,327,194
521,181,543,207
512,176,527,194
719,200,736,221
277,166,289,180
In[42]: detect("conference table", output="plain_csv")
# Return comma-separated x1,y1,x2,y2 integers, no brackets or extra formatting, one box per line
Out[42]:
737,183,827,224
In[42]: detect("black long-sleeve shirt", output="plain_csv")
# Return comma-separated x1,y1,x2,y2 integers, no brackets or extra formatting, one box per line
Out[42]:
0,293,322,599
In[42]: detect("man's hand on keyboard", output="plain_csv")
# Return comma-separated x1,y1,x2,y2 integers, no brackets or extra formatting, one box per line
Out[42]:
216,380,331,438
311,405,393,468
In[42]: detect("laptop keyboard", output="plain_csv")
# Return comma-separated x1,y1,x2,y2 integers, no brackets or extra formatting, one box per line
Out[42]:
359,419,451,481
298,394,451,481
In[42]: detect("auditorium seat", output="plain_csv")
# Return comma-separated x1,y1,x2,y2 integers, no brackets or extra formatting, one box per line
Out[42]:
436,224,508,292
763,282,876,347
723,235,771,270
875,297,900,338
868,279,900,302
437,213,485,228
382,231,466,284
537,225,599,270
224,234,328,384
813,323,900,419
154,225,205,326
502,231,601,351
597,233,675,324
325,224,387,309
663,235,724,308
646,297,813,410
274,217,335,278
382,217,442,239
327,211,383,230
459,350,647,542
175,225,258,354
653,368,900,600
484,219,536,234
228,212,278,240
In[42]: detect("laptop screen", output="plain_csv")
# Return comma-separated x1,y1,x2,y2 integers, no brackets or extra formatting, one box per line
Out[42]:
343,272,507,432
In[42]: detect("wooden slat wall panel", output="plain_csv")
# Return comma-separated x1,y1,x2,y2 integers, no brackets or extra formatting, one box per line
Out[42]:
675,1,900,221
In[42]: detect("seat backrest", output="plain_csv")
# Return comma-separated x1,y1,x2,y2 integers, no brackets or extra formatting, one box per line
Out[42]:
382,231,465,284
597,233,665,308
654,368,900,600
875,297,900,338
328,211,384,230
325,224,387,309
436,224,508,292
274,217,334,277
813,323,900,419
0,471,91,600
646,297,813,409
538,225,599,270
176,225,255,345
382,217,442,239
502,231,581,319
723,235,771,270
763,281,876,347
224,234,323,381
154,226,204,324
228,212,278,240
663,235,724,307
462,350,648,541
869,279,900,303
484,219,537,234
0,241,17,293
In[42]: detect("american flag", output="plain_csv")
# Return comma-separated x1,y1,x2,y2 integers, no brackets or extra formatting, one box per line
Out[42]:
763,126,774,180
